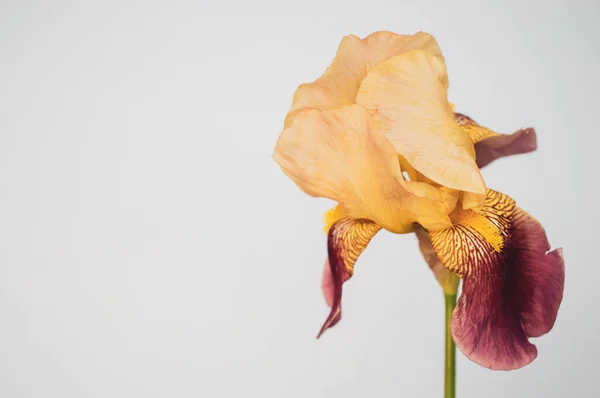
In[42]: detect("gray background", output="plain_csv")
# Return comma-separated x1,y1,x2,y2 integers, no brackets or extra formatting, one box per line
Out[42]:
1,0,597,397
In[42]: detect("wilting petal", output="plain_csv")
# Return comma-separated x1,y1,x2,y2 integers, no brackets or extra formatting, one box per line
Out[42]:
273,105,455,233
285,31,445,128
318,218,381,338
455,113,538,168
415,227,459,294
356,50,486,195
429,190,564,370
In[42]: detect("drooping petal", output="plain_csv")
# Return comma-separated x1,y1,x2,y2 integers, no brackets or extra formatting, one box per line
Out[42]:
454,270,538,370
273,105,455,233
355,50,486,195
318,218,381,338
285,31,446,128
455,113,538,168
475,128,538,168
429,190,564,370
509,209,565,337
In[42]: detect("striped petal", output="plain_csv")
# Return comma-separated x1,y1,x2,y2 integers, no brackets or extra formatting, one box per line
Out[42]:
319,218,381,337
429,190,564,370
415,227,459,295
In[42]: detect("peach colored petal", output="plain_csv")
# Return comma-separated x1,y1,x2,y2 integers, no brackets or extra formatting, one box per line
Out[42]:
273,105,455,233
355,50,486,195
284,32,445,128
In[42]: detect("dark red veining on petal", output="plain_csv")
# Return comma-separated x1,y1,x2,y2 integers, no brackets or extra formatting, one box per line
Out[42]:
317,218,380,339
452,208,564,370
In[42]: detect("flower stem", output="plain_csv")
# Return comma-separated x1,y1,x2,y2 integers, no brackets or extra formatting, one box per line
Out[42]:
444,293,457,398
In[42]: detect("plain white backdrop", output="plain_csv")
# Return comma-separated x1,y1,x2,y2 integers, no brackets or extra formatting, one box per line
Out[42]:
1,0,598,397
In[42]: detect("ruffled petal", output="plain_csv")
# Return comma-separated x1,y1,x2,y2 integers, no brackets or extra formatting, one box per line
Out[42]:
453,271,538,370
355,50,485,195
509,209,565,337
429,190,564,370
318,218,381,338
285,31,445,128
273,105,455,233
455,113,538,168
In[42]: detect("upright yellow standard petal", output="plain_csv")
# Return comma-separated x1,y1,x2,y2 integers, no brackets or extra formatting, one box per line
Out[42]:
285,32,446,128
355,49,486,195
273,105,455,233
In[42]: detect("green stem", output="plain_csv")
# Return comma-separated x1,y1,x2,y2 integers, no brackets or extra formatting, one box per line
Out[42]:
444,293,457,398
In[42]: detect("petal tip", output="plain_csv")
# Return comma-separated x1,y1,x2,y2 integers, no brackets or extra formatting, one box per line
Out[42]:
452,309,539,371
553,247,564,259
456,338,538,371
316,308,341,339
517,127,538,151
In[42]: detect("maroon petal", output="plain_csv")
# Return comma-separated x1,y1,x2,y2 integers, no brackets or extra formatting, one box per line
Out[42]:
318,218,380,338
453,271,538,370
454,112,538,168
430,190,565,370
509,209,565,337
475,128,537,168
321,259,335,308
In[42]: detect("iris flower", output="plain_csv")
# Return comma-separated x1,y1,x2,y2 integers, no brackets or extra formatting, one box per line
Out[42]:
273,32,564,373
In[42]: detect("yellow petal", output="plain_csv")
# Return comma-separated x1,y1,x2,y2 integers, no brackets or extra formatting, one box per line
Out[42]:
355,49,486,195
455,113,498,143
429,189,515,277
273,105,454,233
284,31,446,128
415,227,459,295
323,204,345,233
461,191,486,210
